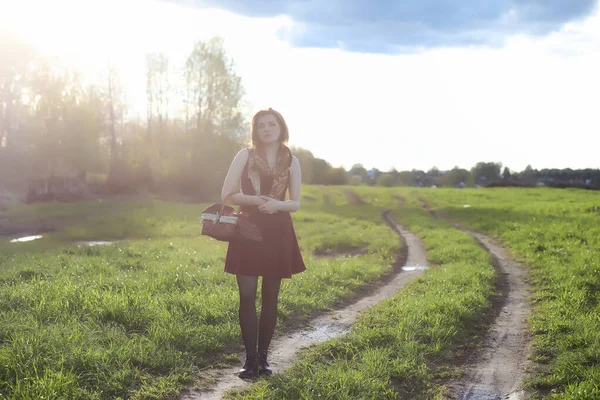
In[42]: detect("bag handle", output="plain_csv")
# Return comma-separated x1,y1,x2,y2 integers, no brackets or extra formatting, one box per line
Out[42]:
219,193,235,216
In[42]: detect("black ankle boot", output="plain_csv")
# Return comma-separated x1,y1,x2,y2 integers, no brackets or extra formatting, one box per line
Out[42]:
258,352,272,375
238,353,258,379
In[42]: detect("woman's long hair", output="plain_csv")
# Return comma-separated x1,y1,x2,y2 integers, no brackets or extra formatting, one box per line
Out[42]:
250,108,289,148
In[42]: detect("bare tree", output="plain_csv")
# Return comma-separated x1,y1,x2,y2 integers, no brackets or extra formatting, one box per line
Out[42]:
106,63,127,184
146,55,154,144
185,37,244,139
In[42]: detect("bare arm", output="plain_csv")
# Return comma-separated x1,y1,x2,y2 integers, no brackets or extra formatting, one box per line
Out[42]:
258,156,302,213
221,149,264,206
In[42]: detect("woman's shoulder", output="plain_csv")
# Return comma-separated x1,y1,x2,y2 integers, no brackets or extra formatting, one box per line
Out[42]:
290,155,300,170
236,147,252,159
230,148,251,167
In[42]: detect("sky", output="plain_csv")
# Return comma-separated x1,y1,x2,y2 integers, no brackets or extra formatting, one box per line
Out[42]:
3,0,599,172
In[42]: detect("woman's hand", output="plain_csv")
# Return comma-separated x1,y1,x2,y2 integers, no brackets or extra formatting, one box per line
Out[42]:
258,196,280,214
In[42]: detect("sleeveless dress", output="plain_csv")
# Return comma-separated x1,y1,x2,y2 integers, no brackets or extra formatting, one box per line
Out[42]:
224,150,306,278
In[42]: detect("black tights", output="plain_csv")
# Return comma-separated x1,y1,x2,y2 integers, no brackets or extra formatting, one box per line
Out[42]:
236,275,282,356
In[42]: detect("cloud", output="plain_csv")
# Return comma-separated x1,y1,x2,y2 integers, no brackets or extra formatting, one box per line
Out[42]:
170,0,598,52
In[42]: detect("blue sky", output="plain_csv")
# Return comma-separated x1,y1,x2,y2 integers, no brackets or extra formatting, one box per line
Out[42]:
175,0,598,52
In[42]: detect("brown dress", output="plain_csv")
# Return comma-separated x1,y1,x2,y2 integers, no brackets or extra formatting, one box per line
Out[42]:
224,151,306,278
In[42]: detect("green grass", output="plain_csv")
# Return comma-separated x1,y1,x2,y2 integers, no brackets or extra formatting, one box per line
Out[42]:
226,187,497,399
417,187,600,399
7,186,595,399
0,187,401,399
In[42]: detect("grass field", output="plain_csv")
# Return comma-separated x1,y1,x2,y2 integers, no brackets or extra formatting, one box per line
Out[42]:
417,187,600,399
0,187,401,399
1,186,598,399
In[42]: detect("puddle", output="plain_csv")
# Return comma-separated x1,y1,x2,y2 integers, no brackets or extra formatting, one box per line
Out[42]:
75,240,121,247
461,386,501,400
10,235,43,243
291,323,349,342
401,265,428,272
507,390,526,400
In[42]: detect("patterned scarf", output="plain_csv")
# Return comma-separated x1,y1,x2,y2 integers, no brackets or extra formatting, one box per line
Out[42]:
248,145,292,200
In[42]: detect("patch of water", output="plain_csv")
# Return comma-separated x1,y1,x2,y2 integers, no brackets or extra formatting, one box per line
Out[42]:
294,323,348,342
461,386,501,400
76,240,120,247
10,235,43,243
401,265,428,272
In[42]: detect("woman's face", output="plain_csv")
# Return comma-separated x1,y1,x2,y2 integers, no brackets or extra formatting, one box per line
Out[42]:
256,114,281,146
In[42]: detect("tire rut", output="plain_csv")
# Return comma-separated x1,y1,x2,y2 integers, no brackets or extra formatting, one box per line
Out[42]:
180,210,429,400
417,195,532,400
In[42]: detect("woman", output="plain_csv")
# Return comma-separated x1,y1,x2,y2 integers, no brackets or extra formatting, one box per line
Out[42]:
220,108,306,379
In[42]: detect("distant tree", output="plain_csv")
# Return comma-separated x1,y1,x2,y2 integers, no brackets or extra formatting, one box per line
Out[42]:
377,174,395,187
520,164,537,184
388,167,399,178
439,166,469,187
325,167,348,185
105,64,128,187
411,169,426,186
28,64,102,178
428,166,440,178
397,170,413,186
312,158,332,185
0,36,37,185
502,166,511,179
182,37,247,196
349,163,368,183
350,175,362,186
427,166,441,186
291,147,316,184
185,37,244,139
471,162,502,184
146,52,170,137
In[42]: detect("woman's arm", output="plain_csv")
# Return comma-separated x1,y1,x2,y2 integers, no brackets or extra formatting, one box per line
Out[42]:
221,149,265,207
258,156,302,213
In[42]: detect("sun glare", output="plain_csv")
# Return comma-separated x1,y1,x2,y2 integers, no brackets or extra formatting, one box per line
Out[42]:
3,0,599,171
4,0,295,118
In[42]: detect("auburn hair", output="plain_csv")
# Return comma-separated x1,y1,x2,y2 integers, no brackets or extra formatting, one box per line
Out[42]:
250,108,289,148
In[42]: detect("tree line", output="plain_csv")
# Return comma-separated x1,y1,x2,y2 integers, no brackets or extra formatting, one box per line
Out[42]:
349,162,600,189
0,35,360,200
1,35,597,203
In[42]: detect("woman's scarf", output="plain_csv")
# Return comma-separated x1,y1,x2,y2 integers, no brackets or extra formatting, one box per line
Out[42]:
248,145,292,200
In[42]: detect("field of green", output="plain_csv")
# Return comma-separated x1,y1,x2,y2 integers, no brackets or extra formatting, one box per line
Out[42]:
417,187,600,399
0,187,400,399
1,186,598,399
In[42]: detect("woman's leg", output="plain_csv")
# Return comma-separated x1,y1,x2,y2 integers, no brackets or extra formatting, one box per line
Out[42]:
257,276,282,372
236,275,259,359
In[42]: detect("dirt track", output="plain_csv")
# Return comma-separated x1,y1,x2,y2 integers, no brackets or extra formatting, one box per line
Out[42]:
417,196,532,400
180,210,429,400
